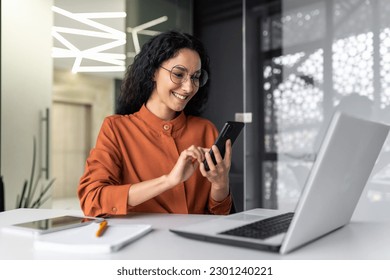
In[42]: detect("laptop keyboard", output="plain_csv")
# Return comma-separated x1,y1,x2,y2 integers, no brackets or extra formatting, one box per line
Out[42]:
219,212,294,240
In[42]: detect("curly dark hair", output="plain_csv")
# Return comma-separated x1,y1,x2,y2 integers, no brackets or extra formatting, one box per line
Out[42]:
116,30,211,116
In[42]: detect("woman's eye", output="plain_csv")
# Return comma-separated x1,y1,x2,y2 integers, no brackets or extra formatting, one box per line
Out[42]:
172,72,185,78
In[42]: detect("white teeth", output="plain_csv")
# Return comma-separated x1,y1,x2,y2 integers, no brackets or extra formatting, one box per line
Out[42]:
172,92,187,100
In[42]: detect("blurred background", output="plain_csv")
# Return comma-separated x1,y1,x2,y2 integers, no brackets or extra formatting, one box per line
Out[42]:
1,0,390,220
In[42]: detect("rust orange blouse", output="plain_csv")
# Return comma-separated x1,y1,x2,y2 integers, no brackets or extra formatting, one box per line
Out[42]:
78,105,232,217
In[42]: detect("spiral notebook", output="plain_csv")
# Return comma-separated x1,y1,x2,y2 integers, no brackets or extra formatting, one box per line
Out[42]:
34,222,152,253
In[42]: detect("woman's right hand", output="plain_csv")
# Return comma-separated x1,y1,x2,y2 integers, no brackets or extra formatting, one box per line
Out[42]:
166,145,208,187
127,145,208,207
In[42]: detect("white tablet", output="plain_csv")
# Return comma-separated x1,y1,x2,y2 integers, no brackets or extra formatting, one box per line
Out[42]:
2,215,104,236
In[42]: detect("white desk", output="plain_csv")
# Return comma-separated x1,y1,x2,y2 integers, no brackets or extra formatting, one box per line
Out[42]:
1,208,390,260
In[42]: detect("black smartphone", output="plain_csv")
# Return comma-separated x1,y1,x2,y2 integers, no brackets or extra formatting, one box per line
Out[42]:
204,121,245,171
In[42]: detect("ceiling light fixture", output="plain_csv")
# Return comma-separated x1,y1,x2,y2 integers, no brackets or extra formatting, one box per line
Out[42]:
52,6,126,73
127,16,168,58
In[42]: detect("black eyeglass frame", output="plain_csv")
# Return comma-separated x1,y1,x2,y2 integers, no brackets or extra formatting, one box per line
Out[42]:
160,65,209,88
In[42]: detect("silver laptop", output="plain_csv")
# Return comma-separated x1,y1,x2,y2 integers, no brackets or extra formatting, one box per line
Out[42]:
170,112,390,254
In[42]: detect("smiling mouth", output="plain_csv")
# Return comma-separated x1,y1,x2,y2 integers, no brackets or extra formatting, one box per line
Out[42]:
172,91,189,100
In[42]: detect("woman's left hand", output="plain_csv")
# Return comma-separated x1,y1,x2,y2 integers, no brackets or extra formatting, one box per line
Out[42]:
200,139,232,201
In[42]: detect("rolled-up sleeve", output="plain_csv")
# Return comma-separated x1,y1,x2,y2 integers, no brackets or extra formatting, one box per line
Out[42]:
208,193,232,215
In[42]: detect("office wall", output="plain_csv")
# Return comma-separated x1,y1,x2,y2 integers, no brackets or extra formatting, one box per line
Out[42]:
1,0,53,209
194,0,245,211
51,69,114,201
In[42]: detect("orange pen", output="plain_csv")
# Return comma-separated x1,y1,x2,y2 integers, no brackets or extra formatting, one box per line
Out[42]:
95,220,108,237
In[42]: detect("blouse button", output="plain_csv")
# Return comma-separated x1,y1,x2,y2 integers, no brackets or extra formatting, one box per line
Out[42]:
112,207,117,212
163,124,170,131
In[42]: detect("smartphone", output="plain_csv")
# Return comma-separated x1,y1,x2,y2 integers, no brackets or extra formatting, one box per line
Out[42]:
204,121,245,171
3,215,103,235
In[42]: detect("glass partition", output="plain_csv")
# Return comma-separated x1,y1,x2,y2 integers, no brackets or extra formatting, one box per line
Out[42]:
244,0,390,214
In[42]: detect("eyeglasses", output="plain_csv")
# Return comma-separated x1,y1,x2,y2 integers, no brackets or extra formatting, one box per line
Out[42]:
160,65,208,88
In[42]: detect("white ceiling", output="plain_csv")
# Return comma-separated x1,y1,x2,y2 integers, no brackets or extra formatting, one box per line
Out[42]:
53,0,126,79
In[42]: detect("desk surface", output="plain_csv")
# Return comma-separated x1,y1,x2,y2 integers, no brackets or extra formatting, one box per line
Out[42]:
1,208,390,260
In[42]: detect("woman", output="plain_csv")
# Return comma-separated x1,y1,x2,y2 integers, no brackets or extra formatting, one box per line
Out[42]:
78,30,232,217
